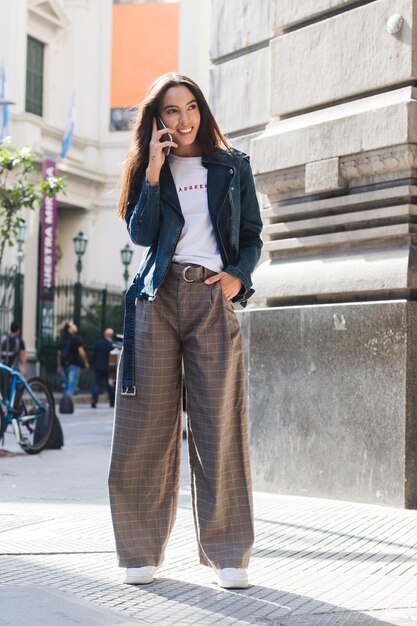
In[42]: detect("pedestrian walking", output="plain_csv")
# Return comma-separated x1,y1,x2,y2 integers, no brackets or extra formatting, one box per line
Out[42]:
57,321,89,396
108,73,263,589
1,321,27,376
91,328,114,408
0,321,28,400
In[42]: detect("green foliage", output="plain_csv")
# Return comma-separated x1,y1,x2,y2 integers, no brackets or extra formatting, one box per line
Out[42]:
81,300,124,345
0,142,66,269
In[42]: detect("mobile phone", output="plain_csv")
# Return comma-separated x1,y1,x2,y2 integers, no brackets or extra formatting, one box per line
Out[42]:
156,116,173,155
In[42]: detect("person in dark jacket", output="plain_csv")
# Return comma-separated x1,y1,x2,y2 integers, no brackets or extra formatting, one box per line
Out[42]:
1,321,27,375
0,321,27,400
91,328,114,408
108,72,263,589
57,321,89,396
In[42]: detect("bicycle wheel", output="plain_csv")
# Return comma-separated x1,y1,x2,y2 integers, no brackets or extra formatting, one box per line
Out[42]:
0,402,6,439
14,377,55,454
0,371,10,439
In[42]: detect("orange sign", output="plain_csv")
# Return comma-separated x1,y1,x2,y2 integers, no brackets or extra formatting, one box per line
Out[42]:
111,2,179,110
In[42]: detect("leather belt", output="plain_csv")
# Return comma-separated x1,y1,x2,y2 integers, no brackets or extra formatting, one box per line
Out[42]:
170,262,217,283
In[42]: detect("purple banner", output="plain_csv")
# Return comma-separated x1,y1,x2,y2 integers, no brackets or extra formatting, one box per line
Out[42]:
39,159,57,339
39,159,57,299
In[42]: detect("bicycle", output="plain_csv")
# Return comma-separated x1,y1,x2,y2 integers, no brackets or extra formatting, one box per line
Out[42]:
0,363,55,454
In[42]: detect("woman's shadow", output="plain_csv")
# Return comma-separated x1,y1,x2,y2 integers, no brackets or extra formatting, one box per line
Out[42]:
132,576,400,626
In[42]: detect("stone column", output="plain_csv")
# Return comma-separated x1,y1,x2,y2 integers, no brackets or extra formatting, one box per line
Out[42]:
210,0,417,507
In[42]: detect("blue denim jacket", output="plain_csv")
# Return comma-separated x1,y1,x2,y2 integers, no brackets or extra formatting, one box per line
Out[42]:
126,148,263,307
120,149,263,394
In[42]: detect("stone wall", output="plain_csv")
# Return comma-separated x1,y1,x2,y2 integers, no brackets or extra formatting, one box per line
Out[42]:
210,0,417,506
239,301,417,508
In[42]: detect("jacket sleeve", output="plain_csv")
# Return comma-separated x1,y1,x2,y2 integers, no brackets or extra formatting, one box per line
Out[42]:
91,342,97,369
224,157,263,303
125,179,161,247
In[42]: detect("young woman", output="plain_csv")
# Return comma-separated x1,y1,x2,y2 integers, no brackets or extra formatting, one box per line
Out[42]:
108,72,263,589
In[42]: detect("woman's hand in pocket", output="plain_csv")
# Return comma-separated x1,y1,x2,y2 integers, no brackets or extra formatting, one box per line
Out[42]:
205,272,242,301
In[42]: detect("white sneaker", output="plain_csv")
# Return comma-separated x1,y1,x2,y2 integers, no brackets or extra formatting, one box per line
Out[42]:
124,566,157,585
215,567,249,589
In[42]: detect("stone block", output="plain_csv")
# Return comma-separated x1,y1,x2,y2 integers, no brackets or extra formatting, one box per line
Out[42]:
210,0,275,59
305,157,345,193
274,0,362,32
210,0,363,59
271,0,413,116
263,205,416,240
262,183,417,221
251,95,414,175
263,223,413,255
252,245,417,302
240,300,417,507
210,46,270,133
228,132,262,156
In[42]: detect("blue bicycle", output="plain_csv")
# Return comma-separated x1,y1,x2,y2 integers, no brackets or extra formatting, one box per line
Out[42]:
0,363,55,454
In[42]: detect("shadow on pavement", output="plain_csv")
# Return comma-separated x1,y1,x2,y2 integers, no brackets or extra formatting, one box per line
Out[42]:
114,576,406,626
0,554,406,626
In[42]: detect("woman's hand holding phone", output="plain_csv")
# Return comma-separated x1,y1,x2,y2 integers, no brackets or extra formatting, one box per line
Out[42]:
146,117,177,185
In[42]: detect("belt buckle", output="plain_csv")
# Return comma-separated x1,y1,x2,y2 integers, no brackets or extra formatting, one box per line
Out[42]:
182,265,194,283
121,385,136,397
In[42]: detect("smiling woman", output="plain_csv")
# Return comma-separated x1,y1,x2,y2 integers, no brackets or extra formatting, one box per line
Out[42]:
159,88,201,156
108,72,263,591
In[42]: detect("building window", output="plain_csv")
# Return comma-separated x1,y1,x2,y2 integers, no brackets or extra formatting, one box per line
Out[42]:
26,36,44,116
110,107,136,131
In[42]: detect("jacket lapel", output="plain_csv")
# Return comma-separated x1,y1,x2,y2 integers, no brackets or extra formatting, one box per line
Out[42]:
159,160,182,216
205,160,233,222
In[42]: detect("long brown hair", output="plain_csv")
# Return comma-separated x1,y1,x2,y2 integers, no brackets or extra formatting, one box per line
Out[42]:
117,72,230,219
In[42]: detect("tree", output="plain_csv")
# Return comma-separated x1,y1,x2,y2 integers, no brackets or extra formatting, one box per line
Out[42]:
0,142,66,270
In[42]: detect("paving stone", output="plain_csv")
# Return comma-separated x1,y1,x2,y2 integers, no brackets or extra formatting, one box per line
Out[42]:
0,585,148,625
1,406,417,625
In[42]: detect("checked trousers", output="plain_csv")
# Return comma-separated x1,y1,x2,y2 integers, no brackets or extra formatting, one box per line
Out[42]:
108,263,254,570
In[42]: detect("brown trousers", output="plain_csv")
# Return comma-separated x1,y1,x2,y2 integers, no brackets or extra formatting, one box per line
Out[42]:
108,263,254,569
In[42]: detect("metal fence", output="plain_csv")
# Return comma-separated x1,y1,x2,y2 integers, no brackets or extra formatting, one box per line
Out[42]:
0,272,123,393
38,281,125,392
0,267,24,336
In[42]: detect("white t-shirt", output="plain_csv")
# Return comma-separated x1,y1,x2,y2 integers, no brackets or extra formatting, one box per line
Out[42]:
168,154,223,273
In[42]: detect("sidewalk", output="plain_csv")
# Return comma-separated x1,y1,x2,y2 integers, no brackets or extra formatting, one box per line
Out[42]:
1,406,417,626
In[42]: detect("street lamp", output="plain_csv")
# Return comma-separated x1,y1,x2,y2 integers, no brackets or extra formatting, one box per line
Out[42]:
72,231,88,328
13,220,27,328
73,231,88,283
15,220,27,274
121,243,133,291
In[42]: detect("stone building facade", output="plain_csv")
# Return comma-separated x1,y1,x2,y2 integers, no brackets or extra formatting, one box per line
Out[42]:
0,0,210,360
210,0,417,507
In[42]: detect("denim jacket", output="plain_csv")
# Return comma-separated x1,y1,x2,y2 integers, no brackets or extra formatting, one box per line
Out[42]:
120,148,263,394
125,148,263,307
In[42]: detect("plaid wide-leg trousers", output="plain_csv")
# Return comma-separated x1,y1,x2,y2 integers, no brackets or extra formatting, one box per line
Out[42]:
108,263,254,570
